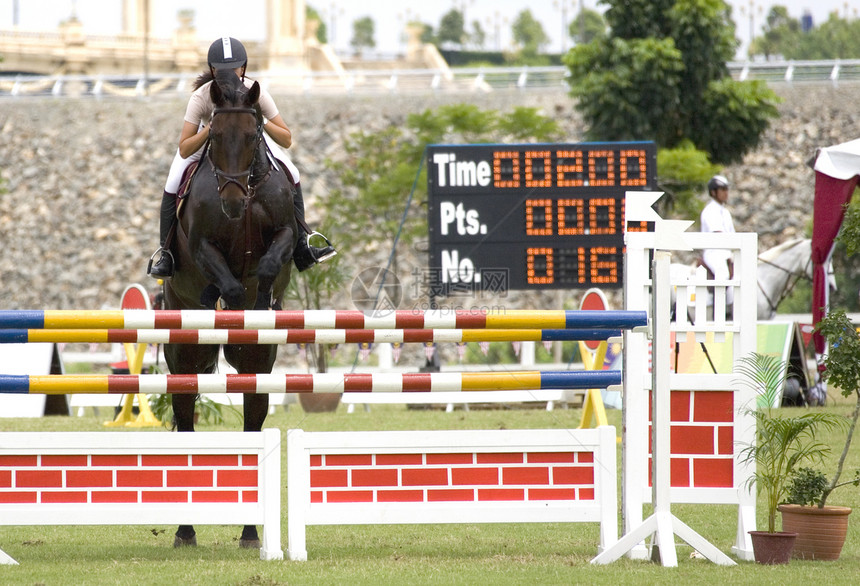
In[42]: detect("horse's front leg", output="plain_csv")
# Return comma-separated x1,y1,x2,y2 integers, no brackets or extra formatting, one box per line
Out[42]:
193,238,246,309
254,226,296,310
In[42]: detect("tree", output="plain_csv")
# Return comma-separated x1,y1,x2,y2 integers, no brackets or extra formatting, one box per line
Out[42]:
569,8,607,46
564,0,780,165
350,16,375,55
469,20,487,50
512,9,550,54
750,8,860,59
437,9,465,48
751,6,800,58
306,4,327,44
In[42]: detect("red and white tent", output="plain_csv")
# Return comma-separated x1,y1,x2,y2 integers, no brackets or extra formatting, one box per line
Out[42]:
812,138,860,353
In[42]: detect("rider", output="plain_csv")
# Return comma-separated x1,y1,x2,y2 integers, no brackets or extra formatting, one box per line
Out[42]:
700,174,735,305
148,37,336,278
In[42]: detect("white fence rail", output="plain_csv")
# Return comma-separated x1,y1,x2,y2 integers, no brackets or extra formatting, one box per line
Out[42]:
2,60,859,99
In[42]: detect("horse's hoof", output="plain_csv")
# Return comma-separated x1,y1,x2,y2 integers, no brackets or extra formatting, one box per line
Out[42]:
173,535,197,547
239,538,262,549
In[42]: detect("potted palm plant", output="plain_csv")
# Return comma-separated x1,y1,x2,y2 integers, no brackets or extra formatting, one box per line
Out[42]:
776,308,860,560
737,353,845,564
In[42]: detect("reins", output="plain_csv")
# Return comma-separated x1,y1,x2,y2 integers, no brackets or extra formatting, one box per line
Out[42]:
756,253,813,315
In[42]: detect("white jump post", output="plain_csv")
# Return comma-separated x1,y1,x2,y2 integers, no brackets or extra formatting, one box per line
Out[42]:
286,427,617,561
0,430,283,564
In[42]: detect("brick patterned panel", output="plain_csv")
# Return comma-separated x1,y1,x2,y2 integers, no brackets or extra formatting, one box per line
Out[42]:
0,453,260,505
649,389,735,489
309,451,597,504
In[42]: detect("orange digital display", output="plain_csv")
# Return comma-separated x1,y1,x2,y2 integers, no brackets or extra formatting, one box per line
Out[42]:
428,142,656,293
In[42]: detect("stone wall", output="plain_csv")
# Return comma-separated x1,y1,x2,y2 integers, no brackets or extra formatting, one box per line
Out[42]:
1,84,858,310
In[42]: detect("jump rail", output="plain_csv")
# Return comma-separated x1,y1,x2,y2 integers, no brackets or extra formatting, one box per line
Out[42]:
0,309,648,332
0,370,621,395
286,427,617,561
0,327,623,345
0,430,282,565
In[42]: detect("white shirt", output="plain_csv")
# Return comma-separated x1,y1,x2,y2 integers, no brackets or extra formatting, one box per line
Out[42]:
700,198,735,277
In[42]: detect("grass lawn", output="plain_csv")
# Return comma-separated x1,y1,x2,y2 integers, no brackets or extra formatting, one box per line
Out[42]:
0,395,858,585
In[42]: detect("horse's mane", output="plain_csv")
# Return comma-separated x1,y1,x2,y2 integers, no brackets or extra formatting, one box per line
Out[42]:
192,70,253,103
758,238,808,262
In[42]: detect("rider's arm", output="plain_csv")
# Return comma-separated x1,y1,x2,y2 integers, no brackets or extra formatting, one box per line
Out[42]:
179,120,209,159
263,115,292,149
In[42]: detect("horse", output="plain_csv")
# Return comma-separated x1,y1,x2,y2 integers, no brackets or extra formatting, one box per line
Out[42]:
670,238,836,321
161,69,297,549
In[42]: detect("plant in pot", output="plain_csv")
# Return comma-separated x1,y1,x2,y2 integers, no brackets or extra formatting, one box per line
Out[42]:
737,352,845,564
777,308,860,560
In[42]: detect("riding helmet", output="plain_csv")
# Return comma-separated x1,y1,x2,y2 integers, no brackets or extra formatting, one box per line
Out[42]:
208,37,248,70
707,174,729,192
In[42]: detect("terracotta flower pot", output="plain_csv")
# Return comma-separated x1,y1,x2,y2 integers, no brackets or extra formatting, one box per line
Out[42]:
749,531,797,564
778,504,852,560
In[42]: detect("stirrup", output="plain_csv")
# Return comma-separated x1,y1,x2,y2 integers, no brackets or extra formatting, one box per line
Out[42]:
307,231,337,263
147,247,175,277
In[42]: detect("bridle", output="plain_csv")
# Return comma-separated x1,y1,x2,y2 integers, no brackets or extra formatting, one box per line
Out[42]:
757,253,812,315
206,106,265,200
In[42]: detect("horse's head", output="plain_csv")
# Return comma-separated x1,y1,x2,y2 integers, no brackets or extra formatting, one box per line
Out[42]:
208,70,263,219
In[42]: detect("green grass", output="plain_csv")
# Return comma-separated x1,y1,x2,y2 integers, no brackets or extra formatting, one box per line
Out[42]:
1,398,858,585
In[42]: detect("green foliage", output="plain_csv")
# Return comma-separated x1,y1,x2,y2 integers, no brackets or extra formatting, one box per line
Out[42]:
813,309,860,507
569,8,607,45
306,4,327,44
737,352,845,531
752,8,860,59
565,0,780,165
656,141,722,220
786,467,830,506
147,392,239,428
350,16,375,54
437,9,465,48
692,78,781,164
323,103,562,257
511,9,550,54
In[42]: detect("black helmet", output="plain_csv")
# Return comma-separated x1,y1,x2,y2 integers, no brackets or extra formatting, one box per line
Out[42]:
208,37,247,70
707,174,729,192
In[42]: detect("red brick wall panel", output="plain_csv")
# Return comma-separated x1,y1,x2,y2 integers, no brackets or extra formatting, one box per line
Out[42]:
66,470,113,488
670,425,715,455
310,469,348,488
671,391,691,422
142,455,188,467
692,391,733,423
528,487,576,500
0,491,37,503
17,470,62,488
325,490,373,503
693,458,733,488
325,454,372,467
192,455,239,467
527,452,575,463
426,453,473,465
476,453,523,464
376,454,423,466
167,469,213,488
427,488,475,502
0,455,37,467
91,455,138,467
352,468,398,487
577,452,593,464
477,488,524,501
718,426,733,455
552,466,594,485
141,491,188,503
242,455,258,467
401,468,449,486
377,489,424,502
192,490,239,503
217,469,258,488
117,469,163,488
502,466,549,485
451,467,499,486
41,455,88,467
671,457,691,487
579,487,595,500
92,491,138,503
0,470,10,487
242,490,258,503
41,491,87,503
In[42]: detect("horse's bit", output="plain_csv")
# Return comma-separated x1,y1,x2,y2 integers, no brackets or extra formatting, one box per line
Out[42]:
757,254,812,315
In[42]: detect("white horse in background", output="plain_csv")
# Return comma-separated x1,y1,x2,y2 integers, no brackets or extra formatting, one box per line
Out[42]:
670,238,836,321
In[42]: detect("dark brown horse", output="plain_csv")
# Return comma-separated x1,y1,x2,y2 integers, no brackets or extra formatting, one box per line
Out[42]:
162,70,296,549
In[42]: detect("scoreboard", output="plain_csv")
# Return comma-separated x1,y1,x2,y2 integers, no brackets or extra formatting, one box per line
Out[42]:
426,142,657,294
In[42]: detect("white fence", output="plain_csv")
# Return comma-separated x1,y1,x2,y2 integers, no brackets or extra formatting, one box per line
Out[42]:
2,60,858,99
